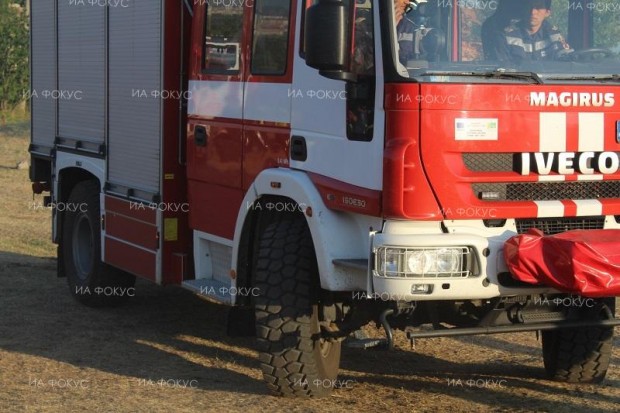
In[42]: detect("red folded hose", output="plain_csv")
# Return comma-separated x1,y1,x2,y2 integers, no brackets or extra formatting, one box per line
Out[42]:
504,229,620,297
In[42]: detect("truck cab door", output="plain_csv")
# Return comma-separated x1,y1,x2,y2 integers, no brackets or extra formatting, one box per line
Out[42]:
187,2,247,241
290,0,385,198
242,0,296,189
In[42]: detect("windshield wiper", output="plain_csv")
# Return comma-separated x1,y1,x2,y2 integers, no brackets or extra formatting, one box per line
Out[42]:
545,74,620,82
415,70,543,84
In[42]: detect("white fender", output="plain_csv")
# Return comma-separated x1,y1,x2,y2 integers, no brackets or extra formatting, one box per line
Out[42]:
55,152,105,188
232,168,382,292
54,152,106,253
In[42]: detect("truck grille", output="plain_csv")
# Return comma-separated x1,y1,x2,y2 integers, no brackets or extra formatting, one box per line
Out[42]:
464,153,620,173
516,216,605,235
473,181,620,202
463,153,514,172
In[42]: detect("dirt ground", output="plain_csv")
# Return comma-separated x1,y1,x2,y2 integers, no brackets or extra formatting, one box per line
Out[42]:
1,127,619,413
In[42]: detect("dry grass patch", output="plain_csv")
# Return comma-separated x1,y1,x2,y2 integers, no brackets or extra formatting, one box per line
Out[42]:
0,122,55,258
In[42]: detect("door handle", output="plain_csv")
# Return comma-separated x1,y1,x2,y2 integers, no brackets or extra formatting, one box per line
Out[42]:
195,126,207,147
290,135,307,161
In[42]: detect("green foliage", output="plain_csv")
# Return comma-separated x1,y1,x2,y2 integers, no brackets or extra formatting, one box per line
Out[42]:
592,8,620,50
208,13,244,40
0,1,29,112
549,0,620,51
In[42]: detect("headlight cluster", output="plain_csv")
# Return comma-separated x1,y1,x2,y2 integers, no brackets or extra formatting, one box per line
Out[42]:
375,246,472,278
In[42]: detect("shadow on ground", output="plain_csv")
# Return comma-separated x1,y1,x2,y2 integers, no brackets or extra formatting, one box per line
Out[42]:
0,251,264,394
0,250,618,412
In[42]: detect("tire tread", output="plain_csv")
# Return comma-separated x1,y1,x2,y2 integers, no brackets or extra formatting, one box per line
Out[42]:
254,215,340,398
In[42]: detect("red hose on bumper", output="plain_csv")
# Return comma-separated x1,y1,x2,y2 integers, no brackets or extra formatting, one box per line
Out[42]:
505,229,620,297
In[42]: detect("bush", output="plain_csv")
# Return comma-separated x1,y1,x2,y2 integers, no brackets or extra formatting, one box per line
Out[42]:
0,0,29,121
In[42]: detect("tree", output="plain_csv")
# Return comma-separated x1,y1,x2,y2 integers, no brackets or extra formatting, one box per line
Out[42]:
549,0,620,51
0,0,29,117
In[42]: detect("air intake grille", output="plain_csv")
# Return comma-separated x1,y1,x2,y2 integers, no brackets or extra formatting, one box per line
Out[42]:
516,216,605,235
463,153,514,172
473,181,620,201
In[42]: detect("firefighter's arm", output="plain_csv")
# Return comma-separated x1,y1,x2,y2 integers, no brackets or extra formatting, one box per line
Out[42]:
494,33,514,63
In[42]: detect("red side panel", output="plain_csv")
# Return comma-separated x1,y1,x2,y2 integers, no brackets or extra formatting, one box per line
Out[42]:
309,172,381,217
187,180,243,240
187,121,244,187
383,83,442,220
106,238,157,281
104,196,158,282
505,229,620,297
106,213,158,251
242,120,290,190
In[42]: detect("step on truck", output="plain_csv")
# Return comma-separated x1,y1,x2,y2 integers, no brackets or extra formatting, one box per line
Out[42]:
29,0,620,397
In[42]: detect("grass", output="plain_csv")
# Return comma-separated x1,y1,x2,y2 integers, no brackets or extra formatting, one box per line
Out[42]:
0,108,30,136
0,117,55,258
0,119,30,137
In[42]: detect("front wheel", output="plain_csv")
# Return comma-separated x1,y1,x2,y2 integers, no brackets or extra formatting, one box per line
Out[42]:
541,297,615,383
254,214,341,398
62,180,135,307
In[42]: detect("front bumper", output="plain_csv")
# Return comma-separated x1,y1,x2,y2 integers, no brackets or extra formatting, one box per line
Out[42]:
369,220,555,301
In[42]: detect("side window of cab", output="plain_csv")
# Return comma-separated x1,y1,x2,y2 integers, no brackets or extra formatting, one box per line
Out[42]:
203,2,244,74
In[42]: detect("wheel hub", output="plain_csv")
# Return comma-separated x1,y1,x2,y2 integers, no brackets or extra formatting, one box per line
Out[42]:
72,214,94,280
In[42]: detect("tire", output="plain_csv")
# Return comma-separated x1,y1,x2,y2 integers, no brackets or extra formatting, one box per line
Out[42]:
62,180,135,307
254,214,341,398
542,297,615,383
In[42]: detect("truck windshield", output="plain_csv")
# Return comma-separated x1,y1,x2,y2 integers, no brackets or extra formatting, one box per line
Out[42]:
392,0,620,83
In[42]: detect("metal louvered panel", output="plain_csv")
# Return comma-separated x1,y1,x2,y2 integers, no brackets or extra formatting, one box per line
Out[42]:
516,217,605,235
57,2,105,143
107,0,162,195
31,0,56,153
208,241,233,284
473,181,620,202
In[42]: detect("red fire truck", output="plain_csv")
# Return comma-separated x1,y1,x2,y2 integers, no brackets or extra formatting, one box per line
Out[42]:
30,0,620,397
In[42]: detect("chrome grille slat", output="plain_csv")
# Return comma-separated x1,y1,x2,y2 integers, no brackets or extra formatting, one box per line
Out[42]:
473,181,620,202
516,217,605,235
464,153,620,174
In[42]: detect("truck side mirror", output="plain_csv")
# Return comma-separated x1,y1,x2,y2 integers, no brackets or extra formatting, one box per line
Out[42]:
305,0,355,82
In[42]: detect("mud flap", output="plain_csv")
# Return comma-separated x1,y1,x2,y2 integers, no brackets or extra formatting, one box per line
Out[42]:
504,229,620,297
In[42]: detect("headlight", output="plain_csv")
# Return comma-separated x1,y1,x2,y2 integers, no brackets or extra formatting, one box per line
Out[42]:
436,248,461,273
376,246,471,278
406,250,433,274
384,249,399,274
